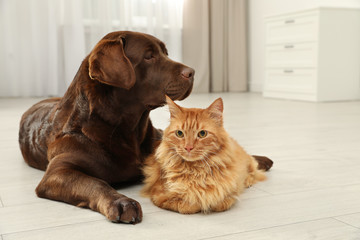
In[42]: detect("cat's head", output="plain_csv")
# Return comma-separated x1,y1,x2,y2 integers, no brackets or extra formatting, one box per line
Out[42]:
162,96,227,162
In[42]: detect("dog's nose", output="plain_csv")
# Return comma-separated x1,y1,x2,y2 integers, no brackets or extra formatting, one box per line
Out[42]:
181,67,195,80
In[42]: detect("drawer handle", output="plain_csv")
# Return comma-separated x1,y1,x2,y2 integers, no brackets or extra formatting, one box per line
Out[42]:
284,19,295,24
284,44,294,49
284,69,294,74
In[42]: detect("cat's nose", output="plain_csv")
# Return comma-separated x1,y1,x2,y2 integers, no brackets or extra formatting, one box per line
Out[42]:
185,145,193,153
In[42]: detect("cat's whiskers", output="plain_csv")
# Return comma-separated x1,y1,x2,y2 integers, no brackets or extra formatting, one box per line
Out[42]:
167,151,180,162
163,153,181,169
202,153,222,173
164,140,177,148
204,150,219,155
201,158,213,176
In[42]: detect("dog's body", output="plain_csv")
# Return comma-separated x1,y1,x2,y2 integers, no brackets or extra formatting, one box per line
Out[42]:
19,31,272,224
19,31,194,223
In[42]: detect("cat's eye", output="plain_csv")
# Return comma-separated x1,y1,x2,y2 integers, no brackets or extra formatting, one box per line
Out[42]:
198,130,208,138
175,130,184,138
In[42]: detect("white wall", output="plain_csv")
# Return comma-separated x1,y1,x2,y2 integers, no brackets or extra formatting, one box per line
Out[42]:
248,0,360,92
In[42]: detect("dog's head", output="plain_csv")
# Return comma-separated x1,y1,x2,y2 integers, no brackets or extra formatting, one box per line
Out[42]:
88,31,194,108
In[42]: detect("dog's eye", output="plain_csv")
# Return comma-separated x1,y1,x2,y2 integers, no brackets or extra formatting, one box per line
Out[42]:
144,52,154,60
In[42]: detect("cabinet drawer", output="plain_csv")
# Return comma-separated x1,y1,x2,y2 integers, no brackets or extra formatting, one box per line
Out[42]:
265,68,316,94
266,42,317,68
266,13,318,44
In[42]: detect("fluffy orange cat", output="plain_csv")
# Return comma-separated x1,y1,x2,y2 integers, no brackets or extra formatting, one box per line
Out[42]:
142,96,267,214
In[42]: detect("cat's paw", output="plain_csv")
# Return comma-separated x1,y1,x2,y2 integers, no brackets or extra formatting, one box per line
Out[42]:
107,197,142,224
212,197,236,212
245,176,254,188
155,196,201,214
177,203,201,214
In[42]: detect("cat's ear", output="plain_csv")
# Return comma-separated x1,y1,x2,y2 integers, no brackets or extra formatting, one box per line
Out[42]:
166,95,182,118
207,98,223,125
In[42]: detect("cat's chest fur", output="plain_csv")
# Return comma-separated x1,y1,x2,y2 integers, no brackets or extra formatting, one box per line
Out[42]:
161,152,245,210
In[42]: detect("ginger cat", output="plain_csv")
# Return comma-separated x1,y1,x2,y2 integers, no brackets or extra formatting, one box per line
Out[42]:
141,96,267,214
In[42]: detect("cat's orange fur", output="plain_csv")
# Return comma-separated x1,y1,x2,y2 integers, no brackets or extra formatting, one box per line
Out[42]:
141,96,267,214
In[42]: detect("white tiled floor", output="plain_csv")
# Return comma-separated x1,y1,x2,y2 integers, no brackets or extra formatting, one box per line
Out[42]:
1,93,360,240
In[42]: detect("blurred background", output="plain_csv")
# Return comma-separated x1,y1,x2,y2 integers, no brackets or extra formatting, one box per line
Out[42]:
0,0,359,101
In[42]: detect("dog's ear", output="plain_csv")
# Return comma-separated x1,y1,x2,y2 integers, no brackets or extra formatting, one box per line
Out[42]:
88,37,135,89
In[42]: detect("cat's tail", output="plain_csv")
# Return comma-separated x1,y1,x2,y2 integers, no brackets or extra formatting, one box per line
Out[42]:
252,155,273,171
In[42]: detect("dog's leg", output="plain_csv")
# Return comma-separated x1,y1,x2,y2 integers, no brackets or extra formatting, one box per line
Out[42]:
35,158,142,224
252,155,273,171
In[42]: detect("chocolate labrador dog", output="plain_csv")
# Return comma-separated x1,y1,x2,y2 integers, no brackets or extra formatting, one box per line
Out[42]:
19,31,272,224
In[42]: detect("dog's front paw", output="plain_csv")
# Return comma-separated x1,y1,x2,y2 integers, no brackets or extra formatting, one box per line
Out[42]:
107,197,143,224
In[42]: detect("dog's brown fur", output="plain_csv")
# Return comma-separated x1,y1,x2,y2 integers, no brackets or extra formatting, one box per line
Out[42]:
19,31,273,224
19,31,194,224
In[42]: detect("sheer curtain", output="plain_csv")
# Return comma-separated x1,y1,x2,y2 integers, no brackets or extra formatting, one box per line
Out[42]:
182,0,248,93
0,0,183,97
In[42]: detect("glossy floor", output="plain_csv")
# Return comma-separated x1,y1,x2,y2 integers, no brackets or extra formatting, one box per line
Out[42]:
1,93,359,240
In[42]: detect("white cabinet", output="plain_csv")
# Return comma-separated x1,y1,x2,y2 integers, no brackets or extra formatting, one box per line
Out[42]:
263,8,360,101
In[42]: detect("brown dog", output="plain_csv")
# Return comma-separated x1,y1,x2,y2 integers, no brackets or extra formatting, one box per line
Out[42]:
19,31,272,224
